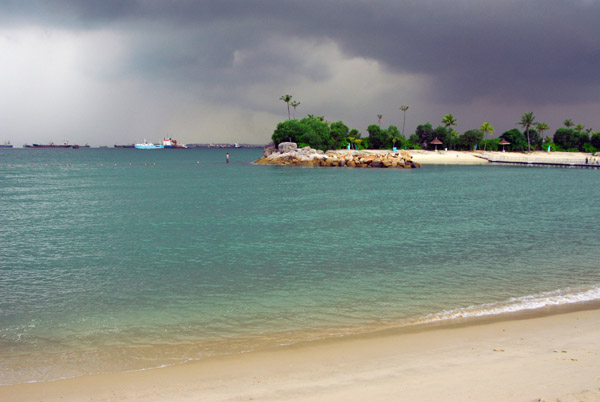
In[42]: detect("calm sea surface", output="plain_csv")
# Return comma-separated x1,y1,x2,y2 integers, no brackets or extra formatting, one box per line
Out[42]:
1,148,599,384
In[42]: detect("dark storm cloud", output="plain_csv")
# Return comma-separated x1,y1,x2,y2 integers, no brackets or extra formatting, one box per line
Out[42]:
2,0,599,104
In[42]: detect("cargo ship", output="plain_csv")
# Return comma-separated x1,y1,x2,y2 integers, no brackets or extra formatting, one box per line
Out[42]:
24,142,72,148
0,141,13,148
163,138,187,149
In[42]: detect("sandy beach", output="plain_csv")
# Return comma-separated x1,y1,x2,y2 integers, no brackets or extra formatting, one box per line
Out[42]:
3,306,600,402
408,150,594,166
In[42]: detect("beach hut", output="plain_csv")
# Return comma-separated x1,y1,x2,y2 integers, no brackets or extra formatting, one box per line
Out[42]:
430,137,443,151
498,139,510,152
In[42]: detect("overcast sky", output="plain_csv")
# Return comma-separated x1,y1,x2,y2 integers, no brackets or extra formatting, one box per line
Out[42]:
1,0,599,146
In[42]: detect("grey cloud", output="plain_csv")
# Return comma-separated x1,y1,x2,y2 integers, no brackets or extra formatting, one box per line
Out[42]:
2,0,599,126
57,0,599,105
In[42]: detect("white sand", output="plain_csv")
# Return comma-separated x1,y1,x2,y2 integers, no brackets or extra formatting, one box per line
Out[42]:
3,307,600,402
408,150,489,165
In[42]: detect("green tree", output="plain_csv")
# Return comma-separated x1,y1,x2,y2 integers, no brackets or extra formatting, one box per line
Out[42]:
517,112,536,152
480,122,494,150
367,124,385,149
500,129,528,152
563,119,574,128
289,100,300,119
459,129,484,150
442,114,457,131
272,119,307,145
433,125,451,149
299,116,333,151
591,132,600,150
415,123,435,148
554,128,590,151
387,125,404,149
330,121,349,149
408,134,421,149
575,124,585,132
279,94,292,120
536,122,550,141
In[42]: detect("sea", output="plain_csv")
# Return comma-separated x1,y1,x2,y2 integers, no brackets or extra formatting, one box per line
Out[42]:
1,147,599,385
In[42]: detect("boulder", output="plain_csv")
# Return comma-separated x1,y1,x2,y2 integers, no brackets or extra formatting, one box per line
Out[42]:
263,141,276,157
278,142,298,153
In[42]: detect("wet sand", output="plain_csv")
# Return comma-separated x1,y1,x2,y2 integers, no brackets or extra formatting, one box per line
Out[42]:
3,306,600,402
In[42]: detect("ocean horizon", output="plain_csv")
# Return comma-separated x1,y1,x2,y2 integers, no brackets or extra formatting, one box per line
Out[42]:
1,148,599,385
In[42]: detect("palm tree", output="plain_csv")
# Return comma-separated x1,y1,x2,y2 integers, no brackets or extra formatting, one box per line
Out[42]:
442,114,457,130
575,124,585,132
442,114,457,150
518,112,536,152
563,119,574,128
279,94,292,120
400,105,409,136
377,114,383,126
480,122,494,151
289,101,300,119
536,122,550,144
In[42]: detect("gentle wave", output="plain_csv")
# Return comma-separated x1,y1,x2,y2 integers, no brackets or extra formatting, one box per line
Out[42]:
416,286,600,324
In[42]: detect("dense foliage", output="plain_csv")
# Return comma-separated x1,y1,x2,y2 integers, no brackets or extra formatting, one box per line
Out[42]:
271,110,599,153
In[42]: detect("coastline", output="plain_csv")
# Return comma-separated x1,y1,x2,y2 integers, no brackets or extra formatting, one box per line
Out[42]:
3,303,600,402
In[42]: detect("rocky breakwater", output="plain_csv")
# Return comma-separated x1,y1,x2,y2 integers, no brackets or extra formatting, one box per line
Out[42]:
254,142,420,168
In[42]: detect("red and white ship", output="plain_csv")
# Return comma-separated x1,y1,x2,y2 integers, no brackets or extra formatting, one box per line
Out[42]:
163,138,187,149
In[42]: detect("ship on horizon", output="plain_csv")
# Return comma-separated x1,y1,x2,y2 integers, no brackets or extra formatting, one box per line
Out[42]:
24,141,72,148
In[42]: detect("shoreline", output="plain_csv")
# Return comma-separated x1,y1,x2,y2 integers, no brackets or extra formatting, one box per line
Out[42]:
3,302,600,401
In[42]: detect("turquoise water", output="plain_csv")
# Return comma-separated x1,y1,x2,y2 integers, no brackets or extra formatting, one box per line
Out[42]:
1,148,599,384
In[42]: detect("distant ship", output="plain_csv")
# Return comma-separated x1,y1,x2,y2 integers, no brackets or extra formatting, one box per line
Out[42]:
72,144,91,149
114,144,135,148
163,137,187,149
25,142,72,148
135,140,164,149
0,141,13,148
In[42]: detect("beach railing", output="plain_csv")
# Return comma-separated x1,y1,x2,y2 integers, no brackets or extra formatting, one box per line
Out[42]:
480,152,599,168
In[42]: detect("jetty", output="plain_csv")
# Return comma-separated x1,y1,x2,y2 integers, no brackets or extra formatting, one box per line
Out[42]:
480,151,600,169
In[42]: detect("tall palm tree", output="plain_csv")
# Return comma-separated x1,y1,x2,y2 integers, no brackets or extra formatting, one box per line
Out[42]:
536,122,550,144
563,119,574,128
442,114,457,149
442,114,457,131
279,94,292,120
400,105,409,136
289,101,300,119
480,122,494,151
518,112,536,152
575,124,585,132
377,114,383,126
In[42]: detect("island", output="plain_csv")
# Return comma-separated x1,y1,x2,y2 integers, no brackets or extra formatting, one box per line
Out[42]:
254,142,421,168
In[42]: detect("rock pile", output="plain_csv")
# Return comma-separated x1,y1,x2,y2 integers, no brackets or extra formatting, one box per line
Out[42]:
254,142,420,168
